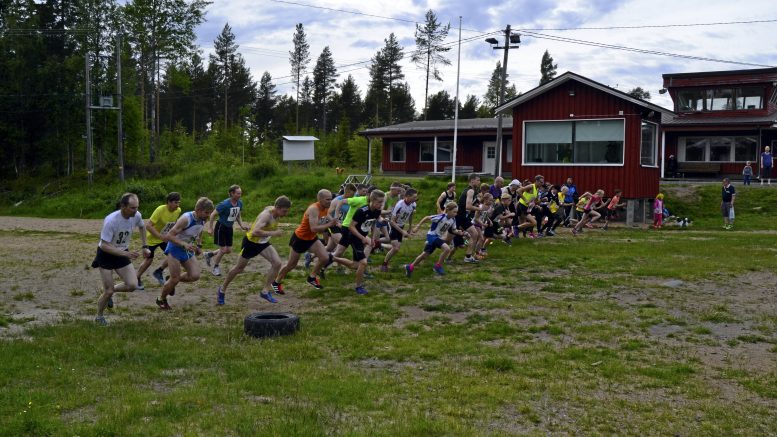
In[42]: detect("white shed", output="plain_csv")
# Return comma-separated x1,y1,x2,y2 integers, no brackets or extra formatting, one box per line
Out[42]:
282,135,318,161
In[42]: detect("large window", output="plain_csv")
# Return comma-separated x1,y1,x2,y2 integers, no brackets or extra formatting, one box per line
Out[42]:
680,136,758,162
640,122,658,166
677,87,764,112
419,141,452,162
390,142,405,163
524,119,624,165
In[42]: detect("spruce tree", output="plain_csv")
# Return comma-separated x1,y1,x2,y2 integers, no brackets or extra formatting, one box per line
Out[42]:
411,10,451,120
312,46,338,133
289,23,310,134
539,49,558,85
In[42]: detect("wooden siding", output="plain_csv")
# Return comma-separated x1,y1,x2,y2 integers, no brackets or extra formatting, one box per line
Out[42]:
381,135,510,173
510,81,662,198
664,130,777,177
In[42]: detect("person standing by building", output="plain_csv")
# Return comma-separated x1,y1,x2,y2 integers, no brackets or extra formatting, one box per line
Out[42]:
721,177,736,230
760,146,772,185
742,161,753,186
489,177,504,200
205,185,249,276
92,193,150,325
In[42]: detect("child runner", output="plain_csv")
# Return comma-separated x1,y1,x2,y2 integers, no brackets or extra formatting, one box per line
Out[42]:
516,175,544,238
436,182,457,214
217,196,291,305
381,188,417,271
205,185,249,276
456,173,484,263
490,193,516,243
405,203,465,276
742,161,753,186
345,190,386,294
474,193,494,257
602,189,625,230
92,193,151,325
572,190,605,236
136,192,181,289
157,197,214,310
542,185,563,236
652,193,665,229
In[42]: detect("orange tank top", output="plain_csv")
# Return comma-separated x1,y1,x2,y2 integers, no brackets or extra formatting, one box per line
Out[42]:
295,202,329,240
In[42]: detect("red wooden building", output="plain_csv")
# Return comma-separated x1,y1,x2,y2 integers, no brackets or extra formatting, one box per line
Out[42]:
660,67,777,178
361,118,514,176
496,71,672,199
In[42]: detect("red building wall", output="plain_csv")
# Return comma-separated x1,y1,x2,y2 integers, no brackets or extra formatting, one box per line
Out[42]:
510,82,661,198
381,135,509,173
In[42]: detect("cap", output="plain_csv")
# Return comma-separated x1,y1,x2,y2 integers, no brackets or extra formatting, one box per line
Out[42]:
510,179,521,186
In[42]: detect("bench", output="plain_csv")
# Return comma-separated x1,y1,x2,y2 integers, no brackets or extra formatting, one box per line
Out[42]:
677,162,721,177
443,165,474,175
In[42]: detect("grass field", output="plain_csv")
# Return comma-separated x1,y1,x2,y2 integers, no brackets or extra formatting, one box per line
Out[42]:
1,216,776,435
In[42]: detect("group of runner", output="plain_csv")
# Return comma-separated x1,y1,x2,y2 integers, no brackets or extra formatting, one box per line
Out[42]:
92,175,621,325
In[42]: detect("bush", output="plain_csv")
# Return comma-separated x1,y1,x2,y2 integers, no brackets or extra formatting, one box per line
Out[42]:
124,181,168,205
248,160,279,181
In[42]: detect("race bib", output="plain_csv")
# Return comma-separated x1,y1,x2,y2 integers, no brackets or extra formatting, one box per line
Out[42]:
160,222,175,235
227,207,240,222
360,219,376,233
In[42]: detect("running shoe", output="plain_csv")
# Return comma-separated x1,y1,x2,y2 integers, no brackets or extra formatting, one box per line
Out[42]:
304,252,313,269
94,316,108,326
136,281,144,291
204,251,213,267
156,298,171,310
271,281,285,295
259,291,278,303
380,264,388,272
546,230,556,236
405,264,414,277
572,228,578,236
355,285,368,295
464,256,479,263
106,296,114,308
584,223,594,229
152,269,165,286
216,286,225,305
528,232,537,239
306,276,323,289
433,264,446,276
212,265,221,276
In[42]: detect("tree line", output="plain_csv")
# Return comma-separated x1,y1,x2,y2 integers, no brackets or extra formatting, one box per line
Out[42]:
0,1,582,180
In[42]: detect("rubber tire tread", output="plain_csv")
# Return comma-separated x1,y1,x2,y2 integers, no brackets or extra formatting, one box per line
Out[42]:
244,312,300,338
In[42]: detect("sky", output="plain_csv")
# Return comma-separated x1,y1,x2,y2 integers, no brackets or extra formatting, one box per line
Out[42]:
194,0,777,115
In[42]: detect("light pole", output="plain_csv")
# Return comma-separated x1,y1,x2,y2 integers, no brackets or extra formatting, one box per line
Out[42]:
486,26,520,177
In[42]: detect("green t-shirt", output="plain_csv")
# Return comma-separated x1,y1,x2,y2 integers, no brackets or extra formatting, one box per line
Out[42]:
342,196,367,227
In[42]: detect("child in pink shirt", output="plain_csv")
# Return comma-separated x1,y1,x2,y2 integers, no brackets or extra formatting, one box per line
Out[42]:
652,193,664,229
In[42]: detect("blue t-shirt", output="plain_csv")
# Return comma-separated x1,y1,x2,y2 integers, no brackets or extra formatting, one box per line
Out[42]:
761,152,772,168
216,198,243,226
722,184,736,202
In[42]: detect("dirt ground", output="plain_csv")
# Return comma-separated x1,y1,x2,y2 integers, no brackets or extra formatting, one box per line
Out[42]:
0,216,307,337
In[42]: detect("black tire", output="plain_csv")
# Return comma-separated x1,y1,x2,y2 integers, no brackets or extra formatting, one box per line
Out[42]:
244,312,300,338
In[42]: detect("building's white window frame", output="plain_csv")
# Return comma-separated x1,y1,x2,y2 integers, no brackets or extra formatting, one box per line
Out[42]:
678,136,758,162
640,120,659,168
419,140,453,163
522,118,625,166
390,142,406,163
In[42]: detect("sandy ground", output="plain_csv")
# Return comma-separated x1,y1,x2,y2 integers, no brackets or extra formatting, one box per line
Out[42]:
0,216,306,337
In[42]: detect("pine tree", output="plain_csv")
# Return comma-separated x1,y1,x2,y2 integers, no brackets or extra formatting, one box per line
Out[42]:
255,72,277,139
426,90,455,120
312,46,338,133
329,75,364,134
379,33,404,124
482,61,518,115
539,49,558,85
289,23,310,134
459,95,480,119
627,87,651,101
410,10,451,120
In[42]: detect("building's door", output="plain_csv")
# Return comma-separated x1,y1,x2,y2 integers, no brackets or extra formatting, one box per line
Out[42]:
482,141,496,175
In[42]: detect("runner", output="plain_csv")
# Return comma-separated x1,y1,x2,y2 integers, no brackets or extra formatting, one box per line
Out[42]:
346,190,385,294
272,189,343,294
381,188,417,271
204,185,249,276
436,182,456,214
92,193,150,325
405,202,465,276
572,190,606,236
516,175,545,238
136,192,181,290
602,189,625,230
456,173,484,263
217,196,291,305
157,197,214,310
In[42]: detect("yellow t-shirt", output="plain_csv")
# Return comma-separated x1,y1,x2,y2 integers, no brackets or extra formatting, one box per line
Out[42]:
146,204,182,245
247,206,278,244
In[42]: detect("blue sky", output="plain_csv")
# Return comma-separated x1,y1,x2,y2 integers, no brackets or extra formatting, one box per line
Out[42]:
196,0,777,113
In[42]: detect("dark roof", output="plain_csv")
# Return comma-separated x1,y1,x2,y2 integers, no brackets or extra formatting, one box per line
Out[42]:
662,67,777,80
495,71,673,116
662,112,777,127
360,117,513,136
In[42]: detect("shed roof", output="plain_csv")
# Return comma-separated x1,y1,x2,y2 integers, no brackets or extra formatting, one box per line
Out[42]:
661,112,777,127
282,135,319,141
494,71,673,116
360,117,513,136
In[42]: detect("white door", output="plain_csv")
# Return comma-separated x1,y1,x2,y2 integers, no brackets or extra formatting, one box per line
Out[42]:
482,141,496,175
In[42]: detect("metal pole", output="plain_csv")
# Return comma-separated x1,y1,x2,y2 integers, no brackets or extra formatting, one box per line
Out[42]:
116,34,124,182
451,16,462,183
495,25,511,177
85,52,93,185
367,136,372,175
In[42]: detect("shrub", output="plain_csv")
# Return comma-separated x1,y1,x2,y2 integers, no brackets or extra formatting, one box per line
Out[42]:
248,160,279,181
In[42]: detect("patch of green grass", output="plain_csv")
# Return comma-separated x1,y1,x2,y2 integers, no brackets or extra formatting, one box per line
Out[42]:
699,305,738,323
12,292,34,302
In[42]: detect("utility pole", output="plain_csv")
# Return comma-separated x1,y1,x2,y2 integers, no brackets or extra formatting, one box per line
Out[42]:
85,52,93,185
486,26,520,177
116,34,124,182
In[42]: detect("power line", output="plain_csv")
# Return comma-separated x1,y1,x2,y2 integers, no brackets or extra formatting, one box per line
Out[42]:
518,18,777,32
522,30,776,68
